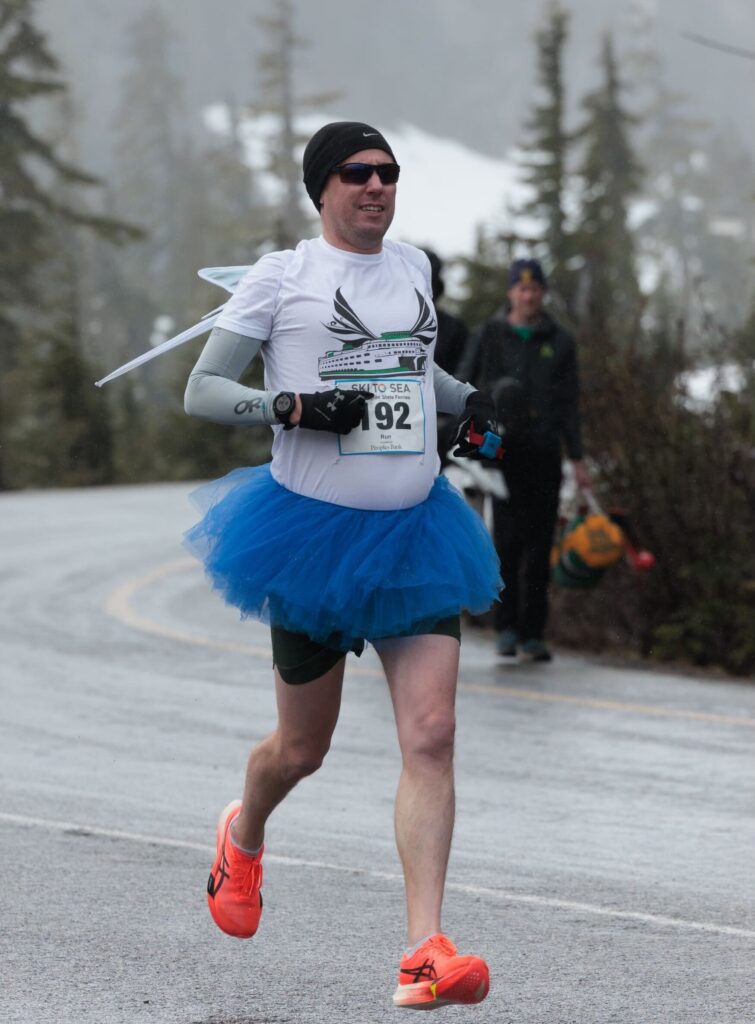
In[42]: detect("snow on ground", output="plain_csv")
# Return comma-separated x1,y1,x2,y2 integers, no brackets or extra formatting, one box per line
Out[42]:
204,106,537,260
202,107,718,307
383,126,538,256
678,363,752,410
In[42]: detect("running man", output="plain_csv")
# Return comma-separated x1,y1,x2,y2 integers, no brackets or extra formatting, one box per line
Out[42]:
184,121,500,1010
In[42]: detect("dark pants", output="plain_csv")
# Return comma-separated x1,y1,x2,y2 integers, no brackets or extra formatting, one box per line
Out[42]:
492,445,562,641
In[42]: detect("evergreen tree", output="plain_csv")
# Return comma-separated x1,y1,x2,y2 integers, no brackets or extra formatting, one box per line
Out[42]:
455,228,523,327
0,0,135,489
4,264,115,487
691,129,755,332
251,0,333,248
202,98,271,266
620,4,713,340
0,0,133,343
518,3,574,309
573,33,643,331
110,6,194,314
106,7,222,480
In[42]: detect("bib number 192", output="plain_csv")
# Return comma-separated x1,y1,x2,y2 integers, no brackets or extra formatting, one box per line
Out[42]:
362,400,411,432
336,379,426,456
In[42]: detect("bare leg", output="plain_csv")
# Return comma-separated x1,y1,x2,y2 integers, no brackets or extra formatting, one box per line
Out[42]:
233,660,345,850
374,634,460,945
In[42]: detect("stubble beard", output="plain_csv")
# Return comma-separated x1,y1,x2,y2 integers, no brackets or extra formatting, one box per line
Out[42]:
346,204,394,252
321,195,395,254
349,223,387,251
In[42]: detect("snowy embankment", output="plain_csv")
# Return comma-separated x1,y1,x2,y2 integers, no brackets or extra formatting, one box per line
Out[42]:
203,107,539,259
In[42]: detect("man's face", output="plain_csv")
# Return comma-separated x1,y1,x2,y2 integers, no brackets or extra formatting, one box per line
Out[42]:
508,281,546,320
319,148,396,254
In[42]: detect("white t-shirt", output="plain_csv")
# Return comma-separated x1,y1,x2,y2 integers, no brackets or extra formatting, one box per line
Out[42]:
216,237,440,510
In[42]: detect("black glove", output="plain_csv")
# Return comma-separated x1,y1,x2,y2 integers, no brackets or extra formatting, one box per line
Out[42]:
298,388,373,435
451,391,498,459
490,376,529,442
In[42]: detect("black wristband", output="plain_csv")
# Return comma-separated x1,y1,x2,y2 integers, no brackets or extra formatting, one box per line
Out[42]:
272,391,297,429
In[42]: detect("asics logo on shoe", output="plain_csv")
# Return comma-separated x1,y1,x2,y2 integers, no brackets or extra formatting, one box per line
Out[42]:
394,933,490,1008
401,959,438,982
207,850,230,897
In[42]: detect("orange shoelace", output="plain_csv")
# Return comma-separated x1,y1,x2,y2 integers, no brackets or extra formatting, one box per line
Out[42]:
234,857,262,896
426,935,457,958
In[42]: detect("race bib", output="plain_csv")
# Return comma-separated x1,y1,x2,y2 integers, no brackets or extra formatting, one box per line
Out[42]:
336,379,426,456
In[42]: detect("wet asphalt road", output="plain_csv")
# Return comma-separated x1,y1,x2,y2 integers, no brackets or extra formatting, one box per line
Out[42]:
1,483,754,1024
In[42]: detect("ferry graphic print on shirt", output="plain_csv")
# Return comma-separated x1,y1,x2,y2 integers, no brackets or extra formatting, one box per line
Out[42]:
317,286,437,458
318,287,437,381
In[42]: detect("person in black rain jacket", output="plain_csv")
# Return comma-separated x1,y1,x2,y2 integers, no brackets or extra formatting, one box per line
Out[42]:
460,258,590,661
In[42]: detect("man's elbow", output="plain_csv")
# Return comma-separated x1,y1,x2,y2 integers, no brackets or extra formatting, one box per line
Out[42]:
184,373,202,417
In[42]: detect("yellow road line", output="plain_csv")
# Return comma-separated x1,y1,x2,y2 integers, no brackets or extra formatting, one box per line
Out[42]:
104,558,273,660
104,560,755,729
462,681,755,726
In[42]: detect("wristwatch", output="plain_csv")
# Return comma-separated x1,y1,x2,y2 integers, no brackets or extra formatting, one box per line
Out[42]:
272,391,297,429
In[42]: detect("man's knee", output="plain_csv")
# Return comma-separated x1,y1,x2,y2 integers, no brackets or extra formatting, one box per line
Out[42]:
277,735,331,783
402,708,456,765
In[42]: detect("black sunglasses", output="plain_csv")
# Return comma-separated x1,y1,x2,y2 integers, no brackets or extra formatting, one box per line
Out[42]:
332,162,401,186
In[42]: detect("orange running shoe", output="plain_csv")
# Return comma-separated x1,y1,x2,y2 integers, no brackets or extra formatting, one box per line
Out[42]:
206,800,263,939
393,933,490,1010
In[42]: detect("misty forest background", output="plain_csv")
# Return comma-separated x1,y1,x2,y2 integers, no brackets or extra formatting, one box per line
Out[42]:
1,0,754,674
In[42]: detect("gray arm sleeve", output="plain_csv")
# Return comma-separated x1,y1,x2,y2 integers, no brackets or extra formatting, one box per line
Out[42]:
433,364,475,415
184,327,278,426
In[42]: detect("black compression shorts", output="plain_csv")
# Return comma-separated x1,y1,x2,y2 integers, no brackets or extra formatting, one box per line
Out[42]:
271,616,461,685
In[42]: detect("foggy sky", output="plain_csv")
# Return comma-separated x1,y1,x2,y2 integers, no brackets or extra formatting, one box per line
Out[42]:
36,0,755,175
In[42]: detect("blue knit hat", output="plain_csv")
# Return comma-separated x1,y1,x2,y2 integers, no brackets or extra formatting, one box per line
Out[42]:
509,259,547,287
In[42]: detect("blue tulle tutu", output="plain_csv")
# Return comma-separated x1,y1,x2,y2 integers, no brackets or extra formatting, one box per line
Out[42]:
184,464,501,650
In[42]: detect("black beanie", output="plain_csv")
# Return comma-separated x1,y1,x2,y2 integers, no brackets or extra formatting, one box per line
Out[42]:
302,121,396,211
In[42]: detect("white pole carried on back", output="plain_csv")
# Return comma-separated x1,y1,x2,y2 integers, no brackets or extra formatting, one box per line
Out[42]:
94,308,224,388
94,265,252,388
